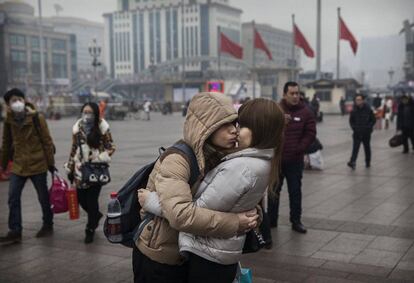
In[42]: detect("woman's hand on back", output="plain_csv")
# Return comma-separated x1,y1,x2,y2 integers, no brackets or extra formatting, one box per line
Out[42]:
237,208,259,235
138,189,150,207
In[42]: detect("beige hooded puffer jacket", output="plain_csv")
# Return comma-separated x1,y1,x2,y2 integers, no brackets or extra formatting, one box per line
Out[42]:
136,92,240,265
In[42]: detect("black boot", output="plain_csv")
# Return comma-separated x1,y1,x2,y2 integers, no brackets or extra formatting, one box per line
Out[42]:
268,196,279,228
0,231,22,244
292,222,307,234
347,161,356,170
84,228,95,244
36,225,53,238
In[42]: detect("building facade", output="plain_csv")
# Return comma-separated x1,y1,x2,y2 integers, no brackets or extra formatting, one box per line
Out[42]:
0,2,77,96
104,0,243,79
46,17,105,73
304,79,362,114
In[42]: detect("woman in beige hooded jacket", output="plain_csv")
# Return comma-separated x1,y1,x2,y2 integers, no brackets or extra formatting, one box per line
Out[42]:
133,92,258,283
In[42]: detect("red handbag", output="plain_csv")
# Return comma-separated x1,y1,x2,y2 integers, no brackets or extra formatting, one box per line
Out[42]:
49,173,69,214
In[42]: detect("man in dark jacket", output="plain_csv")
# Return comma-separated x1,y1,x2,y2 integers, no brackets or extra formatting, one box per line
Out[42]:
396,95,414,153
268,81,316,234
347,94,376,170
0,89,56,244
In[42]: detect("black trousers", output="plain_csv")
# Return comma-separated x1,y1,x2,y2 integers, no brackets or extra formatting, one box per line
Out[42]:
268,161,304,225
76,185,102,230
350,132,371,165
402,128,414,152
187,253,238,283
133,245,187,283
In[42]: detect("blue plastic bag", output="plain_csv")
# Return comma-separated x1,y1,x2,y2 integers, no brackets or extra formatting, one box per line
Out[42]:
240,268,252,283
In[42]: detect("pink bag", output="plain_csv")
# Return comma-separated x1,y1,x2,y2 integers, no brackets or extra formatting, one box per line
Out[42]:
49,173,69,214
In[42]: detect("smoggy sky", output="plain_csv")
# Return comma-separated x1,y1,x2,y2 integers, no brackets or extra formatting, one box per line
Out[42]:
12,0,414,74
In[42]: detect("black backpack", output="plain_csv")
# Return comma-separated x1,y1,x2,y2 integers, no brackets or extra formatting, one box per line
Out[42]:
103,142,200,248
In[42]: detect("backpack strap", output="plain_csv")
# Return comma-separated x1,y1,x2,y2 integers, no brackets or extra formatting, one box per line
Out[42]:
170,143,200,186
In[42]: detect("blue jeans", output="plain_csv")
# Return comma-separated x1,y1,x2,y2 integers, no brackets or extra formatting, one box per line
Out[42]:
8,172,53,232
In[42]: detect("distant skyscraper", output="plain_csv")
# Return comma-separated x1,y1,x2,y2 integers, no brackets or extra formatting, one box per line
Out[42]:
104,0,242,79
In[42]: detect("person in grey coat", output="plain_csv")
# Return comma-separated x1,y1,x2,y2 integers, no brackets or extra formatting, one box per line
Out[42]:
139,98,285,283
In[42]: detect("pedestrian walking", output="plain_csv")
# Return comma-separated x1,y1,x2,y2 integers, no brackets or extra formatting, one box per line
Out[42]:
347,94,376,170
132,92,259,283
143,100,151,121
396,95,414,154
138,98,285,282
268,81,316,234
64,102,115,243
384,96,393,130
340,96,346,116
0,88,56,244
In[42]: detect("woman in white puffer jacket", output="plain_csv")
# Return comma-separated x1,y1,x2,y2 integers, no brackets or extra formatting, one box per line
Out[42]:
139,98,285,283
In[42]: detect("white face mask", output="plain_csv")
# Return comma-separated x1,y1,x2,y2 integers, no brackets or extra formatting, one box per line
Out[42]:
82,113,94,123
11,101,25,113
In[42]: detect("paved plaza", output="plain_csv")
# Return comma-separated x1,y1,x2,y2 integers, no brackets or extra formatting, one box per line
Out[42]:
1,113,414,283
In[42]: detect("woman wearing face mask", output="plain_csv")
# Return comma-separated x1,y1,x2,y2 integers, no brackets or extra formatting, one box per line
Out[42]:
64,102,115,244
139,98,285,283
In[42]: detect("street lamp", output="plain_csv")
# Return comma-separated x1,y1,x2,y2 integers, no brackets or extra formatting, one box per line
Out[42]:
403,61,411,82
149,56,157,100
88,38,102,93
388,68,395,87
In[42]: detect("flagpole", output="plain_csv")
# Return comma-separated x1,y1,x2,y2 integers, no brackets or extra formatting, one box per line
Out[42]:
252,20,256,99
291,14,296,81
336,7,341,79
316,0,321,79
217,26,222,79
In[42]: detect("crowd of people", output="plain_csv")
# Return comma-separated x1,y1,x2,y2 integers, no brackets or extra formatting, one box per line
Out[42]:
0,83,413,282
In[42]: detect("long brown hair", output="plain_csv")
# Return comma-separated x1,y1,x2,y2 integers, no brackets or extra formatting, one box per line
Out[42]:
238,98,285,193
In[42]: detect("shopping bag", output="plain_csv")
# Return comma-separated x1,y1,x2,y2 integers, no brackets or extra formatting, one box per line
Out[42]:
389,134,403,148
49,173,69,214
240,268,252,283
66,186,80,220
234,263,253,283
309,150,324,170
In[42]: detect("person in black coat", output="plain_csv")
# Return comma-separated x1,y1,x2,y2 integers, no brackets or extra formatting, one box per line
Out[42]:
396,95,414,153
347,94,376,170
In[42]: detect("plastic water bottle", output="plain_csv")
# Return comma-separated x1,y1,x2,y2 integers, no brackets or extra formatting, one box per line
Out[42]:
107,192,122,243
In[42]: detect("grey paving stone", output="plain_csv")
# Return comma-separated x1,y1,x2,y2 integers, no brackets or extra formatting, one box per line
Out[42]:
367,236,413,252
321,261,392,277
311,251,355,263
395,261,414,272
303,275,362,283
347,273,408,283
350,249,404,268
388,269,414,281
390,227,414,240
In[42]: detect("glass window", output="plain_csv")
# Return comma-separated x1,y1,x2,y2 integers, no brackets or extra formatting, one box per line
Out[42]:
31,37,39,48
9,34,26,46
52,39,66,51
52,53,68,78
315,91,331,102
10,50,27,78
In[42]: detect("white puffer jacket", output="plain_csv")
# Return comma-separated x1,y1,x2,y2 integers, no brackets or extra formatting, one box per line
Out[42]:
144,147,273,265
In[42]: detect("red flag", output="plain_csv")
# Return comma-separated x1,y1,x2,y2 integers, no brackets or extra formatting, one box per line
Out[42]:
220,32,243,59
294,24,314,58
339,16,358,55
254,29,272,60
